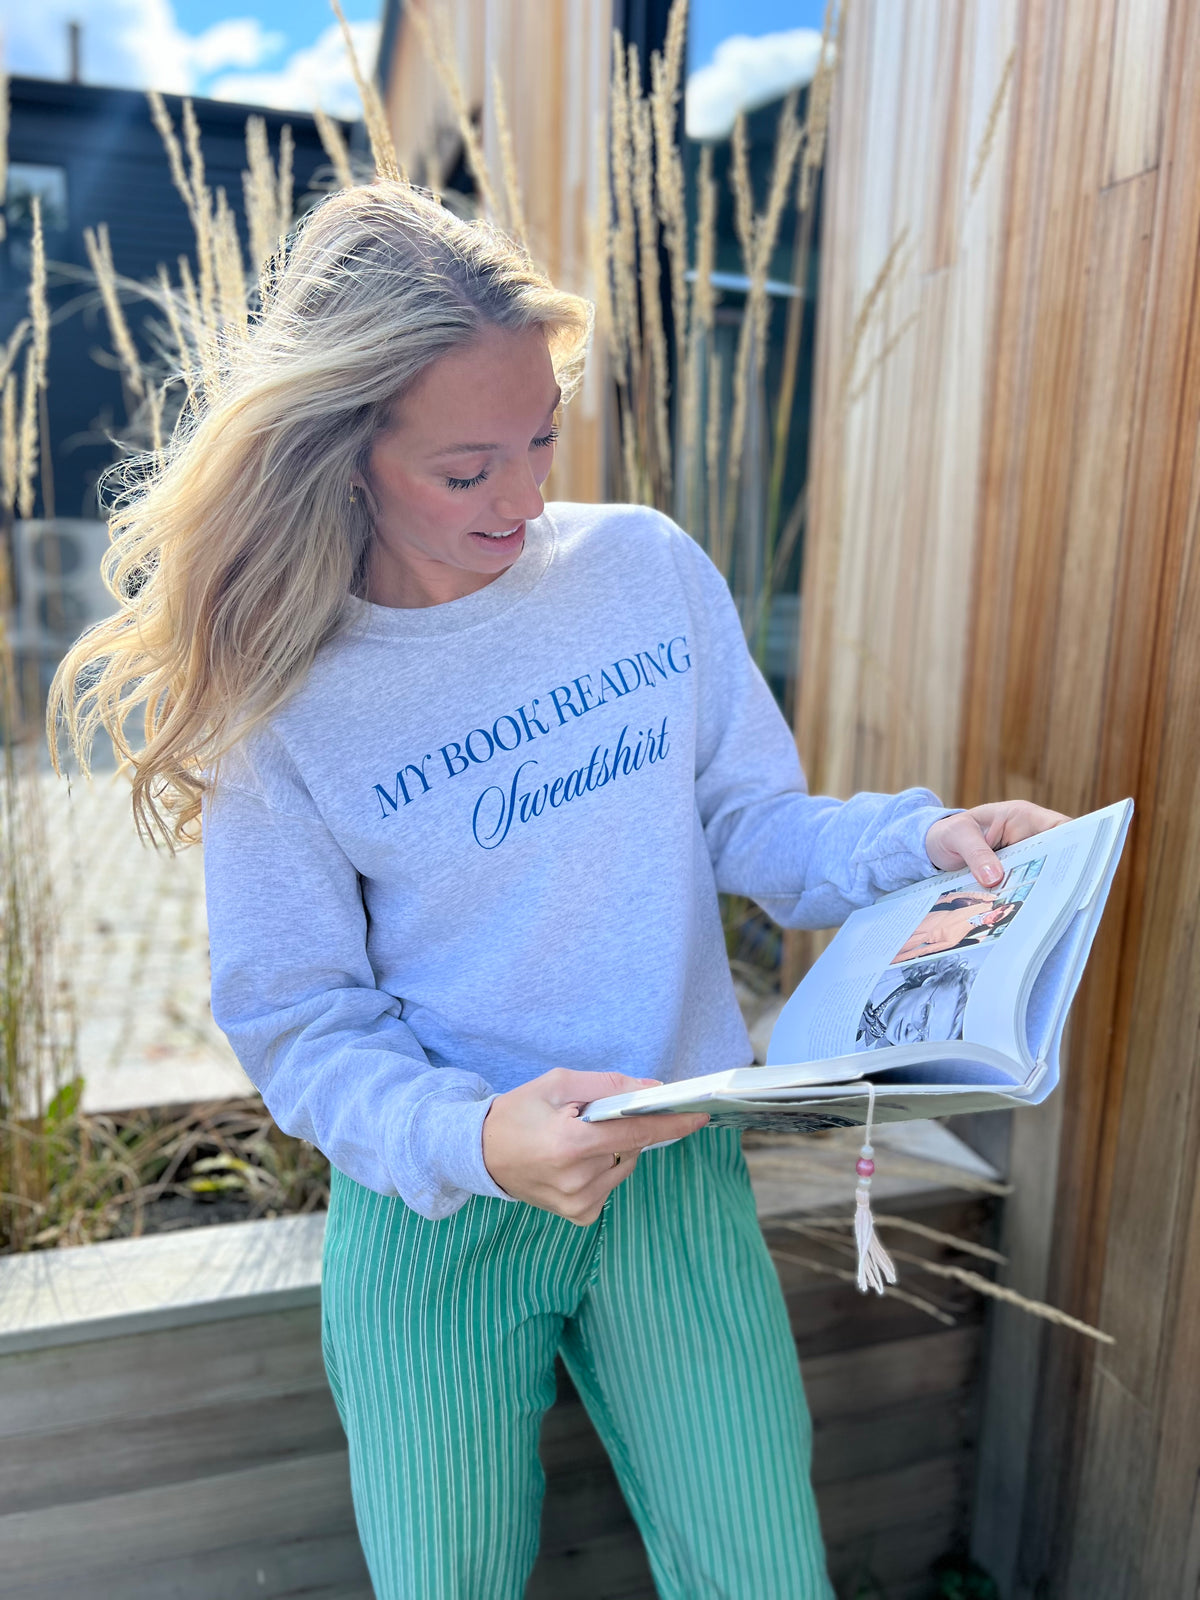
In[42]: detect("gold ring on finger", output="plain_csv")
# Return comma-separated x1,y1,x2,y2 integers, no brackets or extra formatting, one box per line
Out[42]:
611,1152,622,1168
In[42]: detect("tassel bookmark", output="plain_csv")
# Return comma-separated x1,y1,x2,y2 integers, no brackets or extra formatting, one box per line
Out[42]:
853,1081,896,1295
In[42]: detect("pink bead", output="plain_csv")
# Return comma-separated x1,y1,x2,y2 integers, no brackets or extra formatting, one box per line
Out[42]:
856,1157,876,1178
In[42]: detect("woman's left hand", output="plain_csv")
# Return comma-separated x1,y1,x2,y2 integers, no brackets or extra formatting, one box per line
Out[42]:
926,800,1071,887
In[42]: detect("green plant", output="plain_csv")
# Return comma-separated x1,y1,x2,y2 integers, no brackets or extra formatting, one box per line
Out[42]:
1,1095,330,1252
931,1552,1000,1600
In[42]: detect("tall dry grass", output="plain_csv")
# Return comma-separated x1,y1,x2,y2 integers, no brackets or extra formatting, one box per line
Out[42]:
4,1096,329,1251
0,191,83,1252
1,86,358,1253
331,0,401,182
83,91,318,458
599,0,836,659
404,0,837,659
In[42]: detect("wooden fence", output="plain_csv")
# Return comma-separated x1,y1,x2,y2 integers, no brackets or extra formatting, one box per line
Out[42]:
798,3,1200,1595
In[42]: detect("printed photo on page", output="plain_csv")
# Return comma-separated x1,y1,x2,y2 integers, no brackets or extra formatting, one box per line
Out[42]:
887,858,1045,965
855,858,1046,1052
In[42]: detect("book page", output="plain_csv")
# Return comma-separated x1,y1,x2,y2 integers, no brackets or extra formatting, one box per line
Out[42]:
766,810,1113,1072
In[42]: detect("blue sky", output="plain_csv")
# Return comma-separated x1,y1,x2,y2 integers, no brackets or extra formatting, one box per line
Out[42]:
0,0,381,114
171,0,377,96
690,0,829,68
172,0,375,30
1,0,828,116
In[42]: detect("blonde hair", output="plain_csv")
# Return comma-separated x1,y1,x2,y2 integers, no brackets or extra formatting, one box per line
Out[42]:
48,181,593,847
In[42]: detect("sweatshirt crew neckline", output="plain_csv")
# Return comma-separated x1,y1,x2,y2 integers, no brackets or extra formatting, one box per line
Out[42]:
342,508,557,641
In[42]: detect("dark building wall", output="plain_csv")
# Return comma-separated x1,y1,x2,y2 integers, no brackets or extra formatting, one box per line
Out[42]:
1,77,351,519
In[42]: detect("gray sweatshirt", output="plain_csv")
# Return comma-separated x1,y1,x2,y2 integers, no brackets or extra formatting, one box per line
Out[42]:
202,502,952,1219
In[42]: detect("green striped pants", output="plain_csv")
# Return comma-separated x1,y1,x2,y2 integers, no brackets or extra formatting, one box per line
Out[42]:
321,1126,833,1599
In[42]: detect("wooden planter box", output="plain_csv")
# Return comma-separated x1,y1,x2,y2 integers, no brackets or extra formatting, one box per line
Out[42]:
0,1130,998,1600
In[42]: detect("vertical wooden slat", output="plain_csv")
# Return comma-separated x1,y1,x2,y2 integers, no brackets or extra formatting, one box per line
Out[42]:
1064,303,1200,1591
1102,0,1171,184
928,3,968,274
989,0,1118,793
797,0,1018,808
1040,173,1155,815
794,0,871,796
1141,1109,1200,1597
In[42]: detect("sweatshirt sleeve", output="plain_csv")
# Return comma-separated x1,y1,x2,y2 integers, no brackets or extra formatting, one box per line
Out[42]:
673,527,957,928
201,734,512,1220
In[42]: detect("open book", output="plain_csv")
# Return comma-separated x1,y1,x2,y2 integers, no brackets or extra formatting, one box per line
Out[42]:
583,799,1134,1133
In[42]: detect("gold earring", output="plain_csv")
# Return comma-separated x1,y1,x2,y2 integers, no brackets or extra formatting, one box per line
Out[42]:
349,484,359,505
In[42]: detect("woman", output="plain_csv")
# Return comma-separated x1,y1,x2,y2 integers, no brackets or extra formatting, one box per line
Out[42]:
50,182,1066,1599
889,889,1020,963
858,957,976,1049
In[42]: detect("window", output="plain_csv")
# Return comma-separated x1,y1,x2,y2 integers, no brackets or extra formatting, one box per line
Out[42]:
5,163,69,272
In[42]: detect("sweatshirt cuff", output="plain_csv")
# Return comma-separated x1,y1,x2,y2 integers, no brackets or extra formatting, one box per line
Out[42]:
869,796,963,894
400,1084,516,1218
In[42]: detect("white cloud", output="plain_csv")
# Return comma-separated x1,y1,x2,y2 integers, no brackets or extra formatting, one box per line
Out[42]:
1,0,199,92
208,20,379,117
187,19,286,77
0,0,365,113
686,29,827,142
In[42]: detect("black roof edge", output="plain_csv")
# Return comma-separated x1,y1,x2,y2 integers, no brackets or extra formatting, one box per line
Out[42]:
5,72,358,132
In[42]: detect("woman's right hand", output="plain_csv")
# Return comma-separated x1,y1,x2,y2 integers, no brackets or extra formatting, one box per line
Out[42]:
482,1069,710,1225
